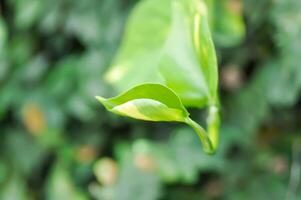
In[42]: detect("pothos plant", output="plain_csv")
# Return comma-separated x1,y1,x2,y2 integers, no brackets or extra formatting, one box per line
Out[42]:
96,0,243,154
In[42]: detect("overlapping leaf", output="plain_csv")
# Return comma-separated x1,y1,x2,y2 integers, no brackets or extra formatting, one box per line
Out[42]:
105,0,218,107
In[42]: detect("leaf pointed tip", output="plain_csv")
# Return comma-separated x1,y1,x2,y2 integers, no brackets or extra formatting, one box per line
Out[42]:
95,96,106,103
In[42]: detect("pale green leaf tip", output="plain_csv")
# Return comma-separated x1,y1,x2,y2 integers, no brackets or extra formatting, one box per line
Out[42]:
95,96,106,103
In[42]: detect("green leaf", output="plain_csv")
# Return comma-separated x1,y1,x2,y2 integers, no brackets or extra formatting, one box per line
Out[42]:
104,0,171,90
105,0,218,107
115,157,162,200
192,1,218,101
96,83,215,154
0,172,29,200
210,0,245,47
159,0,218,106
0,17,7,52
14,0,46,30
96,83,189,122
46,162,88,200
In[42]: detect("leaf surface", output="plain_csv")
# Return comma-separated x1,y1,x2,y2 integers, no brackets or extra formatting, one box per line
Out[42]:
105,0,218,107
96,83,189,122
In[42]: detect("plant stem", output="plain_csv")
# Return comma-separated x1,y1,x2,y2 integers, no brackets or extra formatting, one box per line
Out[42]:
185,105,220,154
207,105,220,151
185,117,214,154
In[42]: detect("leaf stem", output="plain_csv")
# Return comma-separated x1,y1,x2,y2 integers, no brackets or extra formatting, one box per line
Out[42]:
185,105,220,154
207,105,220,151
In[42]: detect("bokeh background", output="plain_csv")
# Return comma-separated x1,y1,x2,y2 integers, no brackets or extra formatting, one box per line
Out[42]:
0,0,301,199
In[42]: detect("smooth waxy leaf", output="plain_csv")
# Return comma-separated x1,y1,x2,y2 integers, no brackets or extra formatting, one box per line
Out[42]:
96,83,215,154
159,0,218,106
96,83,189,122
105,0,218,107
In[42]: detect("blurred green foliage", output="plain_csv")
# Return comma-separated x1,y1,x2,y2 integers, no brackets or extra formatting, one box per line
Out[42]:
0,0,301,200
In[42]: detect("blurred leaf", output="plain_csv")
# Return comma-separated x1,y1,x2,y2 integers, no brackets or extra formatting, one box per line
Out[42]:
8,35,35,67
45,56,79,99
77,51,112,101
21,54,49,83
168,128,218,183
105,0,218,107
21,92,66,132
65,2,103,46
0,161,8,184
210,0,246,47
104,0,170,90
115,159,162,200
159,0,218,106
89,183,115,200
46,161,88,200
3,130,48,176
12,0,46,29
0,172,29,200
94,158,118,187
114,128,225,184
65,94,95,122
0,84,17,119
229,175,286,200
0,17,7,51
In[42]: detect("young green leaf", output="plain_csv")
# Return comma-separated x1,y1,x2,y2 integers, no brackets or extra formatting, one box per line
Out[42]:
96,83,215,154
96,83,189,122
